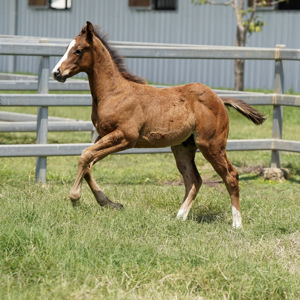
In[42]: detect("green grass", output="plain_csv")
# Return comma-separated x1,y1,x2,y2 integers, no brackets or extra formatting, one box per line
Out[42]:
0,153,299,299
0,91,300,299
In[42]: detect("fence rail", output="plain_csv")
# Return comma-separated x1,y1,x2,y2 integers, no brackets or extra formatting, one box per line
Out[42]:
0,36,299,183
1,93,300,107
1,40,300,60
0,121,93,132
1,139,299,158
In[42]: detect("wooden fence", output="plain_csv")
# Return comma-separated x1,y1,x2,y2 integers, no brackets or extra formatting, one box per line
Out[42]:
0,36,299,183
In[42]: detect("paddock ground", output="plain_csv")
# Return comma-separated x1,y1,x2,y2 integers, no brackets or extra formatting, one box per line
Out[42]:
0,104,299,299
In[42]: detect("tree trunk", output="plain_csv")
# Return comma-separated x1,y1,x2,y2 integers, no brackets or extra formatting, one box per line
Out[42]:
234,59,245,91
234,26,246,91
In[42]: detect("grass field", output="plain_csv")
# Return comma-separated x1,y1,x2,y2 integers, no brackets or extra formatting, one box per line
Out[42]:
0,99,300,299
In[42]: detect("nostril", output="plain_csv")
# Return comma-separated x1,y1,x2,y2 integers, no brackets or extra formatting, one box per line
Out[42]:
53,69,61,79
53,68,66,83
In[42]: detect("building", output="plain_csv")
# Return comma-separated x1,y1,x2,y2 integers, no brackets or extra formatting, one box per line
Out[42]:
1,0,300,91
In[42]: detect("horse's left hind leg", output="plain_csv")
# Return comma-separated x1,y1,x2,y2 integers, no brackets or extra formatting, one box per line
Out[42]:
171,138,202,220
199,145,242,228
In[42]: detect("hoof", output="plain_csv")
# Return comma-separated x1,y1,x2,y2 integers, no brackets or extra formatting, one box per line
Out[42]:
114,202,124,210
69,189,81,207
93,190,123,209
70,198,80,207
176,209,188,221
232,223,242,229
104,202,124,210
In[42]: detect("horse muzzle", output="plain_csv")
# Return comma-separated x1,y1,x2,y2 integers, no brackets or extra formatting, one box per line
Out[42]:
52,69,67,83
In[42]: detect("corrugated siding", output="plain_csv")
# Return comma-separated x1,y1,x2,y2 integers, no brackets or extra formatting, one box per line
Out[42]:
1,0,300,91
0,0,17,71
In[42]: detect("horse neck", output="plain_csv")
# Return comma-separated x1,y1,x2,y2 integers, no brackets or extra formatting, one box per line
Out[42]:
88,44,125,102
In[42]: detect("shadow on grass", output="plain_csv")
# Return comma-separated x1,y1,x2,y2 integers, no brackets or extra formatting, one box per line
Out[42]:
190,206,225,224
239,173,261,181
239,171,300,184
287,167,300,184
288,177,300,184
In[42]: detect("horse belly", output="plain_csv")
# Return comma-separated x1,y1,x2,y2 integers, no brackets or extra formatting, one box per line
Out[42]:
136,111,195,148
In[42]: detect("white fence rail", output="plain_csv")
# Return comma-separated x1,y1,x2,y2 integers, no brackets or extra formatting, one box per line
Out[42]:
0,36,300,183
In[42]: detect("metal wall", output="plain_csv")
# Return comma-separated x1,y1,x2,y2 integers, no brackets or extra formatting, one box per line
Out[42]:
1,0,300,91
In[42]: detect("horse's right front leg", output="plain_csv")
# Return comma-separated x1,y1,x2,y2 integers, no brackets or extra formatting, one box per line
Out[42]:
69,129,133,206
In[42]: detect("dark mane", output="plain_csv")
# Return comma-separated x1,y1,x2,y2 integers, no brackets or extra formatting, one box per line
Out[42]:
93,28,146,84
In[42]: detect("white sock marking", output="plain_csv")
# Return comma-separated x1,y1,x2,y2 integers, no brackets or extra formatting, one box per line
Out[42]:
52,39,76,74
232,206,242,228
177,208,188,220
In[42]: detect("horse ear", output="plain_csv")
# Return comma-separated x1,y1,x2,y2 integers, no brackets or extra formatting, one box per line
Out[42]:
86,21,94,44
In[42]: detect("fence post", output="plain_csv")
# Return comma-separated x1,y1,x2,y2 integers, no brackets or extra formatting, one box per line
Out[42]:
271,45,285,168
35,56,49,183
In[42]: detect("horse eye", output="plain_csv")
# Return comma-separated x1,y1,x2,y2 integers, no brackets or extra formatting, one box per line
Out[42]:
75,49,82,55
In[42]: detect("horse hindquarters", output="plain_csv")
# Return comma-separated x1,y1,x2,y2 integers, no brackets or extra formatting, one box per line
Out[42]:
193,93,242,228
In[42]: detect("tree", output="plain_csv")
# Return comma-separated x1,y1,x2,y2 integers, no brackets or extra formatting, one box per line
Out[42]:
192,0,286,91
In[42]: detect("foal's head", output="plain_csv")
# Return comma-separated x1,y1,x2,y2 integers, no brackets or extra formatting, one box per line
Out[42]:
52,21,146,84
52,21,96,82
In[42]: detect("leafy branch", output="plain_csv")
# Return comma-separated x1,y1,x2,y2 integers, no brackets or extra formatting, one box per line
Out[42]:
191,0,287,90
192,0,286,35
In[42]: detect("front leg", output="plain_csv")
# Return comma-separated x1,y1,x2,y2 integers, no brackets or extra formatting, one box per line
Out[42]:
84,167,123,209
69,129,134,206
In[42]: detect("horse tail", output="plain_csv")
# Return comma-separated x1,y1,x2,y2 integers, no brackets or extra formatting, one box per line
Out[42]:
221,97,266,125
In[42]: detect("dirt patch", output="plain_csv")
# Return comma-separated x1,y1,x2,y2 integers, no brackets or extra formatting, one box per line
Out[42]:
260,167,290,182
203,179,223,189
236,166,264,174
163,178,224,189
163,166,265,188
163,180,183,186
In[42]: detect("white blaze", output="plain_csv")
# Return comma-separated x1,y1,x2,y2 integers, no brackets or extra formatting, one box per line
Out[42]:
52,39,76,74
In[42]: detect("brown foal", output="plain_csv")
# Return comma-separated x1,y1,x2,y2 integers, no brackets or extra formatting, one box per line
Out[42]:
52,22,266,228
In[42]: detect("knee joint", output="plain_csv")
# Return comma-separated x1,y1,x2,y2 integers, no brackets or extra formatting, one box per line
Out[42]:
78,150,93,168
232,170,239,181
227,174,239,192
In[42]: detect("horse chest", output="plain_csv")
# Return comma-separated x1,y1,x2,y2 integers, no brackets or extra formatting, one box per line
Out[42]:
91,107,118,137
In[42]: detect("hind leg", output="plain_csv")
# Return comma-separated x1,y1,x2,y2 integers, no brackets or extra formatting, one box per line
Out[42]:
199,144,242,228
171,138,202,220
